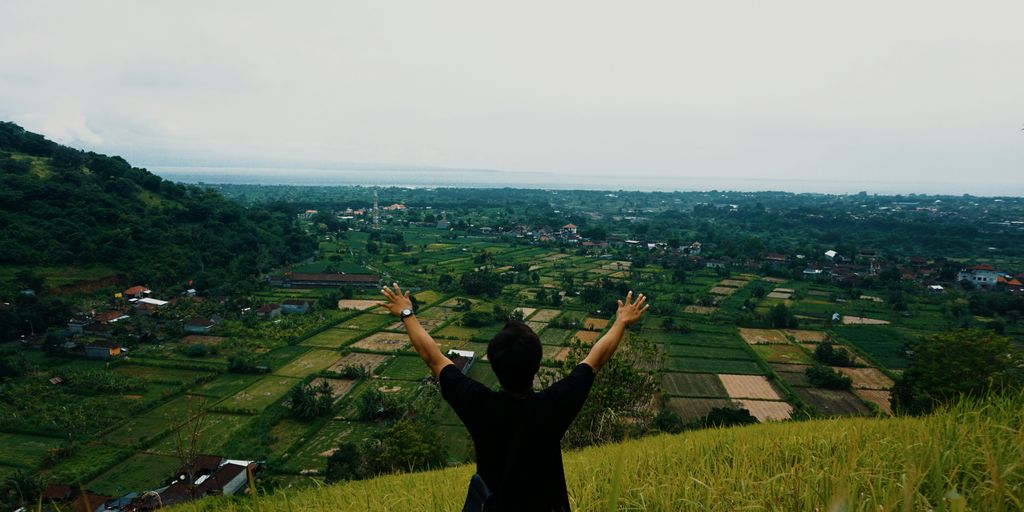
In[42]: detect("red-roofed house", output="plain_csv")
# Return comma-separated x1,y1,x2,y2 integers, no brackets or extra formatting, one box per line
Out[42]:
184,317,216,334
957,265,1000,288
123,285,150,298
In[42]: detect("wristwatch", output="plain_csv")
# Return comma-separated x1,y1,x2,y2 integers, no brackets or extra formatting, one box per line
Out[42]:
400,308,414,319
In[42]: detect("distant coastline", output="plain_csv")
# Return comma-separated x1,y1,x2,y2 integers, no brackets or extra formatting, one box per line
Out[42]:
148,165,1021,197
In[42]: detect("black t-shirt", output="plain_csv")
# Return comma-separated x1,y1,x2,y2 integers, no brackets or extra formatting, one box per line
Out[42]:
439,362,595,512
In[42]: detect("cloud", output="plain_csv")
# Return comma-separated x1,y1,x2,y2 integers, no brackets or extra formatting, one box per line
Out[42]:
12,96,103,146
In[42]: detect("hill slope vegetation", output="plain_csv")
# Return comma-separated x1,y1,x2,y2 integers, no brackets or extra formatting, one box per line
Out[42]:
174,392,1023,511
0,121,312,291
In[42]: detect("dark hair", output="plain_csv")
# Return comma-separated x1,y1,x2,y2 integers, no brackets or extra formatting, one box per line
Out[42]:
487,320,542,393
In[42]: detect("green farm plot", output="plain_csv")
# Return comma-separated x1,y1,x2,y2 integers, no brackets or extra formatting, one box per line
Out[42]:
440,424,473,464
87,453,180,496
666,397,735,422
657,330,745,349
143,395,196,422
666,357,764,375
435,323,478,340
275,349,342,378
666,344,752,361
752,344,815,365
222,376,300,410
112,365,213,384
280,421,378,474
189,373,262,398
103,414,175,445
259,346,311,369
149,413,254,456
268,418,316,459
414,290,443,305
49,443,127,484
832,326,916,369
540,328,572,346
467,361,500,390
338,313,391,331
662,372,728,398
0,432,60,468
301,327,364,349
380,355,432,381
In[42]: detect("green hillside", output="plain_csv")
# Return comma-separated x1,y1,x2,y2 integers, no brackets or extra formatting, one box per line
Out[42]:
0,121,313,291
174,393,1023,511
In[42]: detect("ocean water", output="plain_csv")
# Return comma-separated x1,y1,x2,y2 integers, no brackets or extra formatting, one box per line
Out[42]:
148,165,1017,196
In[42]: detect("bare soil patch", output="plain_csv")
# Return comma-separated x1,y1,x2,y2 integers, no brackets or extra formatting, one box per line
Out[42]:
386,318,444,332
515,307,537,319
834,367,894,390
329,353,390,374
736,399,793,422
855,389,893,415
530,309,562,322
794,388,871,417
762,277,788,284
572,330,601,345
337,299,381,311
766,291,792,300
841,316,891,325
719,374,781,400
784,329,827,342
718,279,748,287
684,305,717,315
583,317,609,330
351,332,410,352
738,328,789,345
310,378,358,400
181,335,225,345
709,286,738,295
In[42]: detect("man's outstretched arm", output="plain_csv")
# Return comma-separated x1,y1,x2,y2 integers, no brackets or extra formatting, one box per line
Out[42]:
581,291,649,373
379,283,452,378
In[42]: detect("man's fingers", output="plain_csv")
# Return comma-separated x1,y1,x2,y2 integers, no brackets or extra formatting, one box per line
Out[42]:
381,288,394,300
393,282,402,295
640,304,650,313
617,299,624,307
376,301,390,308
626,290,633,305
405,290,411,299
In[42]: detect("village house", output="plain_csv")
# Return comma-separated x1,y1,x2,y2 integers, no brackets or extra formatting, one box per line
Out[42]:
561,223,577,236
957,264,1000,288
184,316,216,334
281,299,313,315
123,285,151,299
85,340,123,359
125,456,262,511
95,310,131,324
255,303,282,319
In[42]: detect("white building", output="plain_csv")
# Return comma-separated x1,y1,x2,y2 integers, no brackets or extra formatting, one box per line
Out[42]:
957,265,1000,288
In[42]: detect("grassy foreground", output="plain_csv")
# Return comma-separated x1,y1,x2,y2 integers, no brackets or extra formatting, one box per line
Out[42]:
176,394,1023,511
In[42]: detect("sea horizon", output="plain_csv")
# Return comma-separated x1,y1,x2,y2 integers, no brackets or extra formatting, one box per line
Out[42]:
147,165,1023,197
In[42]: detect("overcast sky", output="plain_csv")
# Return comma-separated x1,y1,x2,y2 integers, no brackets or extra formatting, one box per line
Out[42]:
1,1,1022,193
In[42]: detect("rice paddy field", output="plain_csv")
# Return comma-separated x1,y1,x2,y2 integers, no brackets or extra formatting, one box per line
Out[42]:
20,225,985,501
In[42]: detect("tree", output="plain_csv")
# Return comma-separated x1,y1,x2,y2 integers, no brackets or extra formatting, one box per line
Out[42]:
289,381,334,421
551,335,659,448
361,419,447,476
652,408,685,434
459,271,501,297
769,303,798,328
891,329,1024,415
813,342,854,367
806,365,853,390
325,442,364,483
702,407,757,428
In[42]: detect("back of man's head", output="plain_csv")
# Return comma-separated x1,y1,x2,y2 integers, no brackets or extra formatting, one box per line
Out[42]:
488,320,542,393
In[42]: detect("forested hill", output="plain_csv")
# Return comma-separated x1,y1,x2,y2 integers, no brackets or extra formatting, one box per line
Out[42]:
0,122,313,291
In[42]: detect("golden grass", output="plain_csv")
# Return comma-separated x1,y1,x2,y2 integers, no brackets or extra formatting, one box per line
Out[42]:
172,393,1024,511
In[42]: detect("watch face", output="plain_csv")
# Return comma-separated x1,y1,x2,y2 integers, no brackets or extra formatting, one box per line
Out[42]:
401,309,413,317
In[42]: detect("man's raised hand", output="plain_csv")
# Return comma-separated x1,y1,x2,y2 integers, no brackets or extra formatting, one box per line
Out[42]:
615,291,649,326
378,282,413,317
